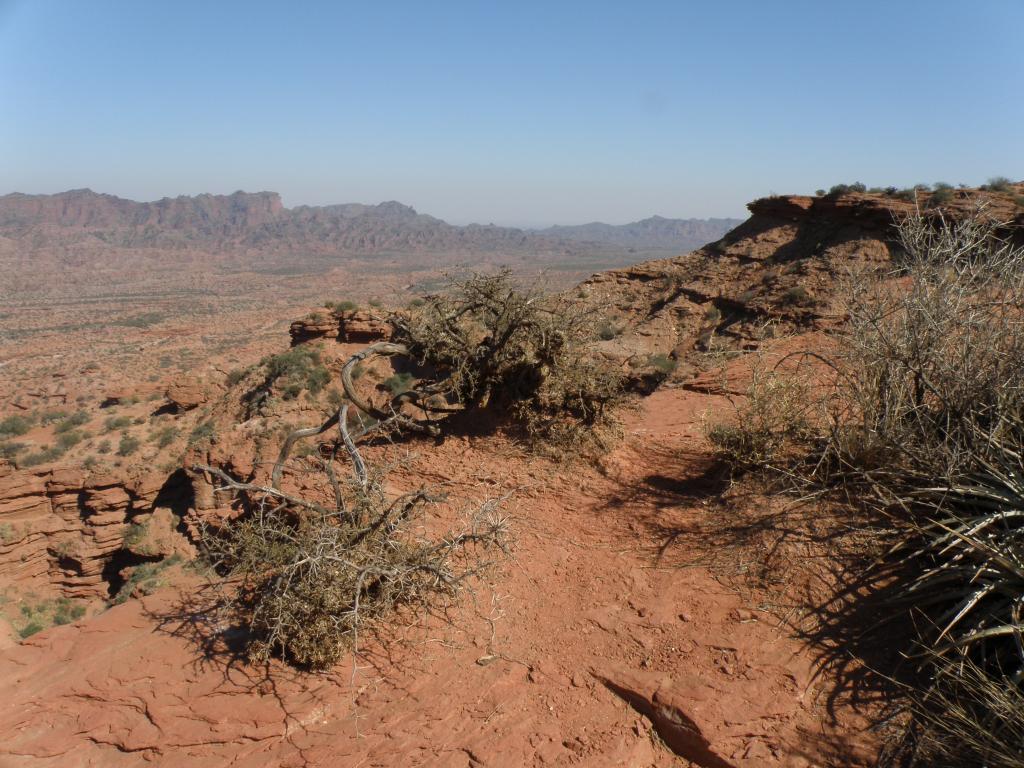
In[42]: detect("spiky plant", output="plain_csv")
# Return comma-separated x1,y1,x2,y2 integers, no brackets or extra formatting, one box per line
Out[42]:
894,441,1024,683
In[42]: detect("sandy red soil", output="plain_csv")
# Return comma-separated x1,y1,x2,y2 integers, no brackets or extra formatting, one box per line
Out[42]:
0,386,881,767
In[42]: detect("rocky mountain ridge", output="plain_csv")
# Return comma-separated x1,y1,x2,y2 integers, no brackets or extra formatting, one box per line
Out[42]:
0,188,740,256
538,214,743,251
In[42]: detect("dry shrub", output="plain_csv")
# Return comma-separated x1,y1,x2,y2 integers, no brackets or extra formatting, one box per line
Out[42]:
818,209,1024,764
352,269,625,451
887,655,1024,768
196,415,508,669
824,209,1024,485
710,209,1024,763
704,365,813,469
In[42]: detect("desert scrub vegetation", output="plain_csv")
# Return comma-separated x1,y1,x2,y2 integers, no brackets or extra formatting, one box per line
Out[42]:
254,346,331,403
711,208,1024,765
0,414,32,438
0,441,28,459
981,175,1014,193
8,596,87,638
150,425,179,448
324,299,358,312
704,364,813,471
266,271,623,455
111,555,184,604
195,406,508,670
117,434,141,457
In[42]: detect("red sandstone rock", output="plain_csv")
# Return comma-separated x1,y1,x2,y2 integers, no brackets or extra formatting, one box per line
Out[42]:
166,379,209,410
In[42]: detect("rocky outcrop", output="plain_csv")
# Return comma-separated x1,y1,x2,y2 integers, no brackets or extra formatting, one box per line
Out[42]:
289,311,339,344
0,463,192,599
338,309,390,343
165,378,211,411
289,308,391,346
578,188,1024,375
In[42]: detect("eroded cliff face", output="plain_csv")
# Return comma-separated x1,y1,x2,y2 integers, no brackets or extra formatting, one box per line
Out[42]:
0,461,193,601
576,188,1024,378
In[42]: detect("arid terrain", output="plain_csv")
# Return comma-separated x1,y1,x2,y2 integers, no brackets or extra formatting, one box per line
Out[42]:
0,189,739,418
1,182,1023,767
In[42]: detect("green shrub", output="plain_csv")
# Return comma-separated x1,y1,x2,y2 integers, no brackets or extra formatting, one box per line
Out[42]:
18,621,44,639
262,347,332,399
96,440,111,454
928,183,955,206
646,353,677,375
597,320,623,340
327,300,358,312
0,414,32,437
52,598,86,626
0,441,28,459
225,368,248,387
117,434,141,456
779,286,812,307
103,416,132,432
111,555,183,604
151,426,179,448
982,176,1013,193
19,446,66,467
39,410,69,426
827,182,866,196
705,369,812,468
56,430,85,449
54,411,89,433
382,372,414,395
188,420,215,445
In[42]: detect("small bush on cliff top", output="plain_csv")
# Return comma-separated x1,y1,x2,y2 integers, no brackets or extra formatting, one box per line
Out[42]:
261,347,331,400
981,176,1013,193
378,269,625,450
827,182,866,196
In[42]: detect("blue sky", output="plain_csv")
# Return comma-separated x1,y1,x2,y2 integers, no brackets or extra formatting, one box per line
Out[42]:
0,0,1021,225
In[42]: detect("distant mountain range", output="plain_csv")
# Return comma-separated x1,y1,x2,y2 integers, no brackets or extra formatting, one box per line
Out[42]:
535,215,742,251
0,189,741,256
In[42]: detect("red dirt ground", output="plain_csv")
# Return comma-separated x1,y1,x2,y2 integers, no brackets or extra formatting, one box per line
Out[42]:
0,385,882,767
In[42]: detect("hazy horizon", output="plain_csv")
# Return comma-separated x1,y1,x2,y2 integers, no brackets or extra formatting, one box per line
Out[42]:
1,0,1022,225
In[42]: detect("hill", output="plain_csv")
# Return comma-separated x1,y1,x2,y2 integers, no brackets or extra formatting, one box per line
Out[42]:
537,214,743,252
0,189,739,257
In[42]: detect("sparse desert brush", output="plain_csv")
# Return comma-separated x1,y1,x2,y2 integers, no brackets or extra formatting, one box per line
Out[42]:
823,208,1024,484
827,182,866,196
704,366,813,469
117,433,141,456
646,353,677,375
799,208,1024,763
885,653,1024,768
0,414,32,438
251,346,331,407
322,269,626,452
981,176,1014,193
195,407,508,670
779,285,812,307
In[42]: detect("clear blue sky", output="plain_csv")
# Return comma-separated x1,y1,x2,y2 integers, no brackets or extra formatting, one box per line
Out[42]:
1,0,1021,226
